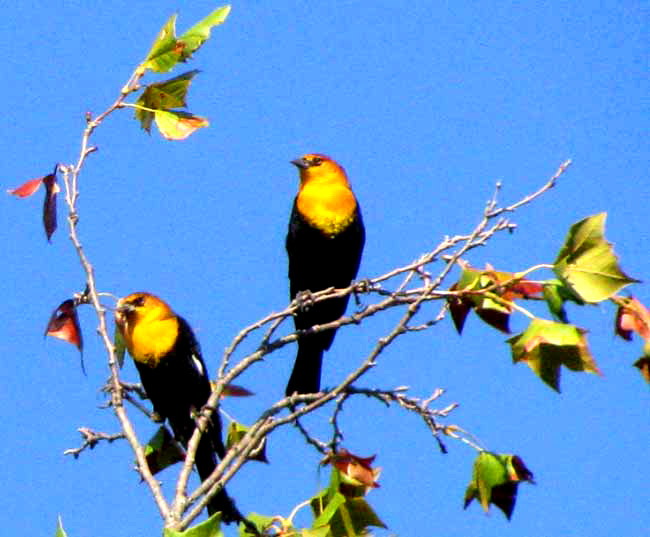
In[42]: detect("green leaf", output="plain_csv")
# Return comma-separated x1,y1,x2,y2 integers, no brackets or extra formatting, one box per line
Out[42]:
178,6,231,62
113,324,126,368
154,110,209,140
554,213,639,303
310,473,386,535
143,426,185,475
143,6,231,73
507,319,601,391
135,70,200,132
464,452,533,520
144,14,181,73
312,491,346,528
164,512,223,537
55,516,67,537
237,513,274,537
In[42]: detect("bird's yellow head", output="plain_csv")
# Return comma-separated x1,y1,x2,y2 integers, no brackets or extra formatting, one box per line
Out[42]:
291,154,351,189
291,154,357,234
115,292,179,366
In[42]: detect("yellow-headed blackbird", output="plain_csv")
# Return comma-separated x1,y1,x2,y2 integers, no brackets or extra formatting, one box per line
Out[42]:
115,292,240,523
285,154,365,396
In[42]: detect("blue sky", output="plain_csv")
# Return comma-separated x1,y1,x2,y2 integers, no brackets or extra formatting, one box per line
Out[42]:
1,1,648,536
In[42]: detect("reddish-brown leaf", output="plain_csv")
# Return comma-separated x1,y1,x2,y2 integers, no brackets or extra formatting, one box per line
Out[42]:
615,296,650,341
327,449,381,494
42,169,59,241
46,299,83,352
7,177,44,198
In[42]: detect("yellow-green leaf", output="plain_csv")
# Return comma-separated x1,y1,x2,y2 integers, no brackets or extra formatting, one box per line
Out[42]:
142,6,230,73
507,319,601,391
178,5,231,62
143,14,181,73
135,70,200,132
154,110,209,140
554,213,639,303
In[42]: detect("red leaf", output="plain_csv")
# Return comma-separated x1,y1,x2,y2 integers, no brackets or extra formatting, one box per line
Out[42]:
7,177,44,198
46,299,83,353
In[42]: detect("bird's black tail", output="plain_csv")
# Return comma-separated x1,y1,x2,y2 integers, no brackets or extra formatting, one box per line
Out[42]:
195,437,242,523
285,338,324,396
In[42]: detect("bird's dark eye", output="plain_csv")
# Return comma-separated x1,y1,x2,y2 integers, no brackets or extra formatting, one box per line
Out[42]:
132,296,145,307
311,157,323,166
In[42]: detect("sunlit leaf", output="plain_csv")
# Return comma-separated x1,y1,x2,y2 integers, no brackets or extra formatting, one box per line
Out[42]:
143,6,231,73
554,213,639,303
154,110,209,140
464,452,534,520
143,14,180,73
508,319,601,392
135,70,200,132
143,426,185,476
178,6,231,62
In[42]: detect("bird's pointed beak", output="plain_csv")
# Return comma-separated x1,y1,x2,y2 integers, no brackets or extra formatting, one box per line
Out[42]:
291,157,310,170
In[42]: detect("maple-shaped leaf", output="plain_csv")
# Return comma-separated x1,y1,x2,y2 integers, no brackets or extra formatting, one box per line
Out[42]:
325,449,381,496
226,421,268,463
554,213,639,303
8,165,60,241
154,110,209,140
143,6,231,73
135,70,200,132
143,426,186,476
508,319,601,392
615,296,650,341
464,452,534,520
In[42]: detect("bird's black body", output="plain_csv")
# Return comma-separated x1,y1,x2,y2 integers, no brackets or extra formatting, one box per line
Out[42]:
130,314,238,522
285,201,365,395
